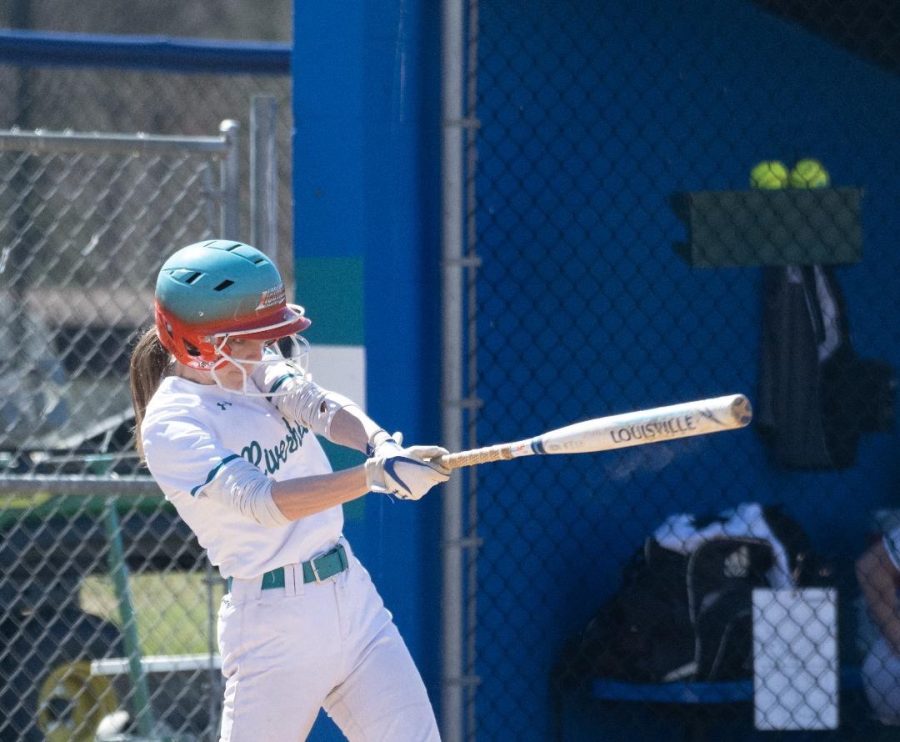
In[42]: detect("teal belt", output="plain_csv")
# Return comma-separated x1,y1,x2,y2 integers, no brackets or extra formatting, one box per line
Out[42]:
226,544,348,593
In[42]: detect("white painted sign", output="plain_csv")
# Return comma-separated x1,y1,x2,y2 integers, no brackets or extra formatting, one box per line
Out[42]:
309,344,366,408
752,588,838,731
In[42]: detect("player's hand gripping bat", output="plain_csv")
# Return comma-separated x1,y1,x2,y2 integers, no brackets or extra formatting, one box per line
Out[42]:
435,393,752,470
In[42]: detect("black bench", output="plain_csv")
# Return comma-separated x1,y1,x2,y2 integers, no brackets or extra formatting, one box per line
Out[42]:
552,668,864,742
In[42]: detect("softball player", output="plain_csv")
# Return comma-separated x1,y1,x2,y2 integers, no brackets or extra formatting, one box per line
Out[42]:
129,239,448,741
857,528,900,725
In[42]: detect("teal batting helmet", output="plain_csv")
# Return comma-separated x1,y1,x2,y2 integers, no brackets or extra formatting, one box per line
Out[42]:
154,239,310,369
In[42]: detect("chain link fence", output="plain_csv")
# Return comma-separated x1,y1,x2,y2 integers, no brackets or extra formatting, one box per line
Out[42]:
0,52,294,287
462,1,899,740
0,124,239,479
0,36,290,741
0,493,221,741
0,124,236,741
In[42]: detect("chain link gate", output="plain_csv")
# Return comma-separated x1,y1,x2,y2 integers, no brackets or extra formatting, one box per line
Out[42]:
0,123,240,741
453,1,900,740
0,39,294,292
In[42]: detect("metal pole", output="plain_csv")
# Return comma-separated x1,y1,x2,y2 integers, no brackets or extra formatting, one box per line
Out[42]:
0,128,233,154
441,0,465,739
250,95,278,259
0,475,161,496
104,499,155,738
219,119,240,240
206,560,223,739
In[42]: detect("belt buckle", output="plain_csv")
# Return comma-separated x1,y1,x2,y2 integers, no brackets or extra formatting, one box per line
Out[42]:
308,557,323,583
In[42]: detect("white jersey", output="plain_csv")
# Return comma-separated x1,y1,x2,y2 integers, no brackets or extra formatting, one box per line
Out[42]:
141,375,342,579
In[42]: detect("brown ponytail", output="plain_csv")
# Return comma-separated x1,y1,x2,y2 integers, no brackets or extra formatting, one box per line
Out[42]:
129,326,172,458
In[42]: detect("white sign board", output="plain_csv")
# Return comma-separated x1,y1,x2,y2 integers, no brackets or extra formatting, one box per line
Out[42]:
752,588,838,731
308,344,366,407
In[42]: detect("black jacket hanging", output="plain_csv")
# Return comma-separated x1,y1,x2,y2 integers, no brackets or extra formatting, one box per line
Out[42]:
757,265,894,469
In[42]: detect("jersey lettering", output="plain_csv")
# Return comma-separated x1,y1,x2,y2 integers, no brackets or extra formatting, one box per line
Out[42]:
240,417,308,475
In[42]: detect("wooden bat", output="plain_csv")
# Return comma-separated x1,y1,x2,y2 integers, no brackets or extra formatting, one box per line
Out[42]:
436,393,752,470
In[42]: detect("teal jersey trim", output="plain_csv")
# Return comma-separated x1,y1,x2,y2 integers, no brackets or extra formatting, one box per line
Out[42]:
190,453,240,497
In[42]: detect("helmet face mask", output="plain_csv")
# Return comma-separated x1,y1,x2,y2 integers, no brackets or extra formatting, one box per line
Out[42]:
211,330,310,396
154,240,312,394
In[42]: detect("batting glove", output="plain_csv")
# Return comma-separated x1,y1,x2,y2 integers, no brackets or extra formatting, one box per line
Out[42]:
364,445,451,500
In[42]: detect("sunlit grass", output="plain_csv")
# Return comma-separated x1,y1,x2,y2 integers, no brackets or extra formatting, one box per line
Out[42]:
81,570,225,656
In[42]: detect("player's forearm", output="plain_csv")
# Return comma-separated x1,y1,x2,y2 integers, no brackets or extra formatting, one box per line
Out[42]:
869,596,900,655
253,362,387,448
258,367,385,453
857,545,900,653
271,465,369,521
326,405,388,454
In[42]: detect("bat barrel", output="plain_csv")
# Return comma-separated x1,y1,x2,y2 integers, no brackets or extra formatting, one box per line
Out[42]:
537,392,752,455
435,393,752,470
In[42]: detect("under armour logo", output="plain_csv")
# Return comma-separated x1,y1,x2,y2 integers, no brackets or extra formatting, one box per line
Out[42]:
216,402,233,411
723,546,751,578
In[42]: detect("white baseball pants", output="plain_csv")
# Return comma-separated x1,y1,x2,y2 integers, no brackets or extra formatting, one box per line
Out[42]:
217,544,440,741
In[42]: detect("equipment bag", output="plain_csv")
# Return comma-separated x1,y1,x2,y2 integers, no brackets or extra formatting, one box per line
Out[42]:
552,503,829,690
